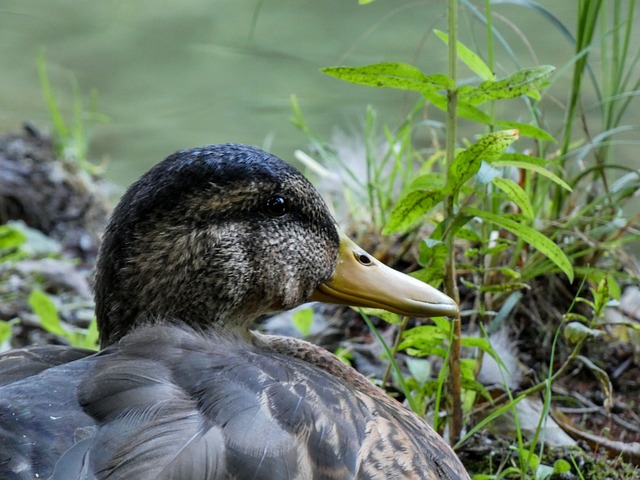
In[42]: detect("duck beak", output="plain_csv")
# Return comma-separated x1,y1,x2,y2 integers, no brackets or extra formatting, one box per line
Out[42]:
310,230,459,318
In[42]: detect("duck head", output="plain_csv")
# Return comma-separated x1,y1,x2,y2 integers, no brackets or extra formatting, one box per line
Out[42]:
95,144,458,347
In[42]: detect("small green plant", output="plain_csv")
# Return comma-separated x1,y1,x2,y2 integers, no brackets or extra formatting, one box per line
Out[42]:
37,52,108,174
28,289,98,349
0,224,27,263
294,0,639,476
291,307,314,337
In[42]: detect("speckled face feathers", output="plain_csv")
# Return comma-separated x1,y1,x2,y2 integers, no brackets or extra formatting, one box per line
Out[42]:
95,144,340,346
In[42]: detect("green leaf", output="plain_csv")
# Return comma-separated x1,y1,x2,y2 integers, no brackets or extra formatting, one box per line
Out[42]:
321,63,453,94
405,172,445,193
0,320,12,343
354,307,403,325
405,357,431,384
492,154,572,192
382,190,444,235
422,90,494,124
291,307,314,336
463,207,574,281
553,459,571,474
455,228,482,243
399,324,448,355
447,129,520,194
459,65,555,105
414,239,448,285
0,225,26,249
434,30,493,81
0,224,27,261
81,318,99,349
495,121,556,142
28,289,67,337
491,177,534,219
564,322,603,343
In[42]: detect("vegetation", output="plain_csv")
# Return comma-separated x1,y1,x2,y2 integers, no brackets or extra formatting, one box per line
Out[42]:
294,0,640,478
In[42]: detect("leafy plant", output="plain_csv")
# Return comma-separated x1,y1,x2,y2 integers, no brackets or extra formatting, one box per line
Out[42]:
294,0,639,476
0,224,27,263
37,52,108,174
291,307,314,337
28,289,98,349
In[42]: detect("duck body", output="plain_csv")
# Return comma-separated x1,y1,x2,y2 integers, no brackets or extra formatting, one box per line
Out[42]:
0,144,468,479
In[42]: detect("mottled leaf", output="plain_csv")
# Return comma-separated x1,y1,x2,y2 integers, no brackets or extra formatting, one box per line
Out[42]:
460,65,555,105
382,190,444,235
321,63,453,94
447,129,520,194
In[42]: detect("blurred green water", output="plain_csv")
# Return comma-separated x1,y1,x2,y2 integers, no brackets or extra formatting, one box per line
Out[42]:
1,0,636,198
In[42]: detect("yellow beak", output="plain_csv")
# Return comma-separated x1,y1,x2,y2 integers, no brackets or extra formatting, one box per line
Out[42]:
310,230,459,318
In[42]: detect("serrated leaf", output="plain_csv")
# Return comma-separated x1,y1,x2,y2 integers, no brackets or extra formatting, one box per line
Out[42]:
383,190,444,235
463,207,574,281
447,129,520,194
495,121,556,142
492,177,534,219
434,30,493,81
29,289,66,337
493,153,572,192
460,65,555,105
321,63,453,94
292,307,314,336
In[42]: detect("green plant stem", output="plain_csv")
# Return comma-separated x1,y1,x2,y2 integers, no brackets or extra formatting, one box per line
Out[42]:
444,0,463,446
360,312,419,413
381,316,410,388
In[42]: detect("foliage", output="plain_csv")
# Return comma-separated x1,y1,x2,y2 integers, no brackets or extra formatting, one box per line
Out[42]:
37,52,108,174
291,307,314,337
0,224,28,345
28,290,98,349
295,0,640,477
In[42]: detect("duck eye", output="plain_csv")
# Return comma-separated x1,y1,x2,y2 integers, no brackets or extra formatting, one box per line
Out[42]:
264,195,289,217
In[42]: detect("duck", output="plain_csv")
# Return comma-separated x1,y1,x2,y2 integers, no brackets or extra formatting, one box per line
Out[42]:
0,144,469,479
